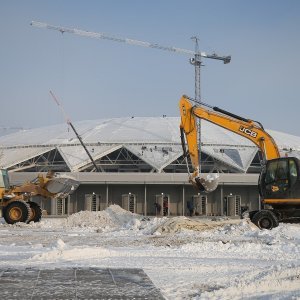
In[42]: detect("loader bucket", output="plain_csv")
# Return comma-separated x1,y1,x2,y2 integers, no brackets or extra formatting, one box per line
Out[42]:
191,173,219,193
45,175,79,199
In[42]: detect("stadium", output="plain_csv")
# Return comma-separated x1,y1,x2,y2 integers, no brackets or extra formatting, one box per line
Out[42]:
1,116,300,217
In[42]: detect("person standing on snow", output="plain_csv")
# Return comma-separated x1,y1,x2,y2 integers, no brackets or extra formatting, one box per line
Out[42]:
163,196,169,216
154,202,162,216
187,199,194,217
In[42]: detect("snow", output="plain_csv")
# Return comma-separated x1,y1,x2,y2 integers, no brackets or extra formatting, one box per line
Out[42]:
0,204,300,299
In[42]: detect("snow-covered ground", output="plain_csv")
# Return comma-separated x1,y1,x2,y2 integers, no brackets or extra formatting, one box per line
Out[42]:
0,205,300,299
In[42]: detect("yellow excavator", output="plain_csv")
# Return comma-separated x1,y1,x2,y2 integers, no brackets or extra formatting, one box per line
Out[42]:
179,95,300,229
0,169,79,224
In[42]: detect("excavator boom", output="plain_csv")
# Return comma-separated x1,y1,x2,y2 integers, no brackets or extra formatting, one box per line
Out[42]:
179,95,280,161
179,95,280,192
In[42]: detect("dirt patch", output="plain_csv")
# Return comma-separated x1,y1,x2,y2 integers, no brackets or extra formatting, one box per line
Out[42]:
154,217,242,234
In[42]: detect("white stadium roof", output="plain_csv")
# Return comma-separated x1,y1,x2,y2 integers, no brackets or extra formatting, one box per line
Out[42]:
1,117,300,173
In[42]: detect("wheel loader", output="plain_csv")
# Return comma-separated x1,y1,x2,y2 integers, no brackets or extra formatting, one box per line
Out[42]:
179,95,300,229
0,169,79,224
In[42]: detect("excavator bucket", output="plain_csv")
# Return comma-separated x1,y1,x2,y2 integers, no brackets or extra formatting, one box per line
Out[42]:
191,173,219,193
45,175,79,199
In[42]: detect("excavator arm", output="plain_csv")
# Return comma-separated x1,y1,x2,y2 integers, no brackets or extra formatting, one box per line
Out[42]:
179,95,280,192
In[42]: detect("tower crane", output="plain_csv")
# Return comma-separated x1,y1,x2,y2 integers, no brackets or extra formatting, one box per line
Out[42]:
31,21,231,173
31,21,231,102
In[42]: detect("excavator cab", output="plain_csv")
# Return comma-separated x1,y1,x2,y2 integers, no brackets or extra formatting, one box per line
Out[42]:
259,157,300,203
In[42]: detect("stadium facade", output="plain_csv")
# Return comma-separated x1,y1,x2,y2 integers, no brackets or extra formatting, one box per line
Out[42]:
1,117,300,217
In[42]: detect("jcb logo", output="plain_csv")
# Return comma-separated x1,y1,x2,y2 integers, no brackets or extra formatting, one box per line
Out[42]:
239,126,258,138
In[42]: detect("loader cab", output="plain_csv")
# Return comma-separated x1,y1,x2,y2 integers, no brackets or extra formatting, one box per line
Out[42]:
259,157,300,200
0,169,10,190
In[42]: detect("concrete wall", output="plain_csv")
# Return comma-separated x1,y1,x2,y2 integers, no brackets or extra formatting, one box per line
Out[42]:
65,183,260,217
9,172,260,217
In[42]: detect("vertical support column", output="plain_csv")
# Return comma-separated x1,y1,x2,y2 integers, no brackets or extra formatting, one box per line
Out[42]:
74,191,78,214
220,184,224,216
67,195,71,215
106,184,109,208
182,184,185,216
51,198,56,215
144,184,147,216
258,194,261,210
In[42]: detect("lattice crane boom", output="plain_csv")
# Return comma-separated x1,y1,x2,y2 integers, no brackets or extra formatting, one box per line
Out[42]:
31,21,231,64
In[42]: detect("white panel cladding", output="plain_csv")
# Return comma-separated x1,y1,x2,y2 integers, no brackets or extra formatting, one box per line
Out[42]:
58,145,122,171
126,144,182,171
202,146,258,172
0,147,54,169
1,117,300,172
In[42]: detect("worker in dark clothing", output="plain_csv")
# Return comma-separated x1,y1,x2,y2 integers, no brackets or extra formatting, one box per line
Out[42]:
187,200,194,217
163,196,169,216
154,202,162,216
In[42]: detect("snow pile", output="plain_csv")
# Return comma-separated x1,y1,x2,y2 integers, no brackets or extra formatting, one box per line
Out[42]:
211,219,259,238
105,205,142,228
53,238,66,250
4,205,251,236
32,238,114,262
65,210,115,230
65,205,143,231
139,217,168,235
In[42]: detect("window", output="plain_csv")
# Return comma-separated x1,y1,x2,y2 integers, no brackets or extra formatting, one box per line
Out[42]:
265,161,277,184
289,159,298,187
276,160,288,181
264,159,289,194
265,160,289,184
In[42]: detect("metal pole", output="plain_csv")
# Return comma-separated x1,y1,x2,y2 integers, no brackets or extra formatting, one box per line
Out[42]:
196,53,202,174
144,184,147,216
106,184,109,208
191,37,202,173
68,122,102,172
182,185,185,216
220,184,224,216
67,195,70,215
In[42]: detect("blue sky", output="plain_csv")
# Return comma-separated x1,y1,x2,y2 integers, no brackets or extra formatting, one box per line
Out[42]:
1,0,300,135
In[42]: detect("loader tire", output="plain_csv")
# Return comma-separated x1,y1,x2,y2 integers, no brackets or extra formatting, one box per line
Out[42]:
3,200,31,224
252,210,279,230
28,201,42,223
